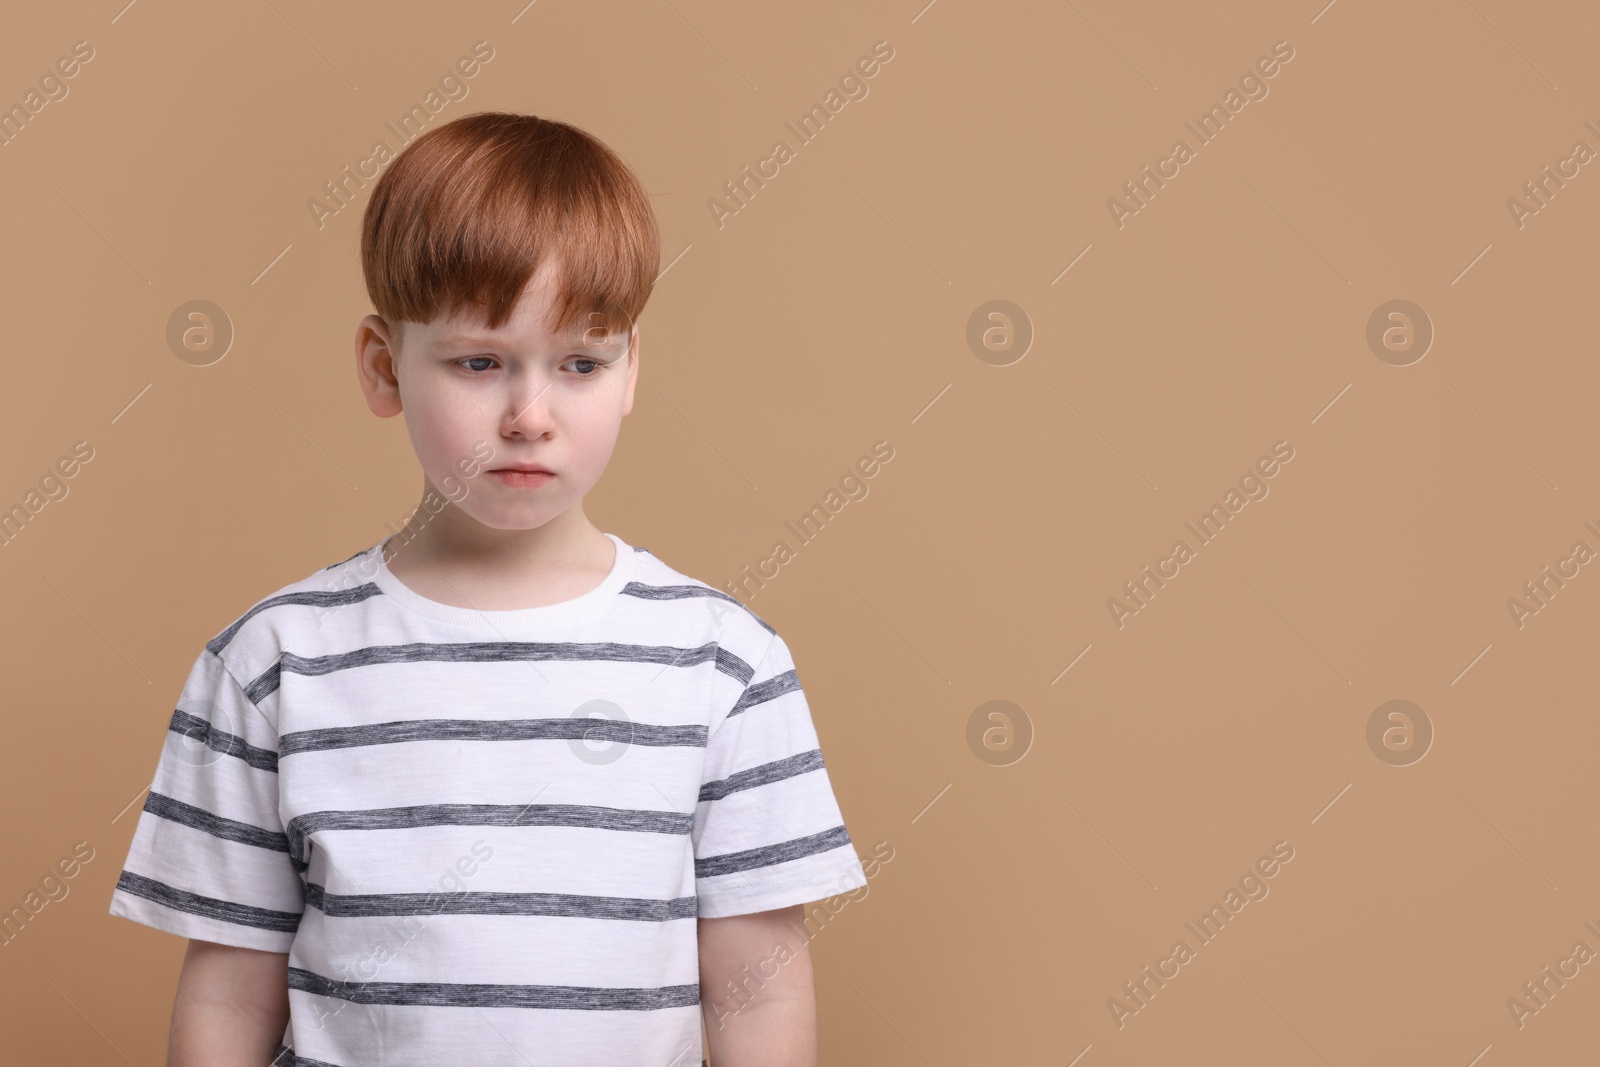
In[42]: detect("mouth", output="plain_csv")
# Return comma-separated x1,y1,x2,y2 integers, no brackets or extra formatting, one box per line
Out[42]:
487,467,555,488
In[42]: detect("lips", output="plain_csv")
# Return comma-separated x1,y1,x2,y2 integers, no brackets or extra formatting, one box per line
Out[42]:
487,467,555,488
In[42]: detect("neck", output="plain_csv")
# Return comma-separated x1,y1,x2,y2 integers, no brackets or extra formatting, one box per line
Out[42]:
387,483,605,575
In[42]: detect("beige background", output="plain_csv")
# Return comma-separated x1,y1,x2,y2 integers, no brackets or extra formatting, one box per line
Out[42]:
3,0,1598,1062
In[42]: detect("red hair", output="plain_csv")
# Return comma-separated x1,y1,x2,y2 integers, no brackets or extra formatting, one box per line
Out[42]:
359,111,660,348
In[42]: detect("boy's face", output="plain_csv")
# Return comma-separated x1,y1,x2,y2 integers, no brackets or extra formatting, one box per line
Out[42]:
356,258,639,534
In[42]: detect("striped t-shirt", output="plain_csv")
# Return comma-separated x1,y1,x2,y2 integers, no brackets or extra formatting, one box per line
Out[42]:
109,532,868,1066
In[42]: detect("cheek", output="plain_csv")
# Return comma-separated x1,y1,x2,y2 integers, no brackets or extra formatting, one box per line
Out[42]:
402,386,480,462
569,397,625,452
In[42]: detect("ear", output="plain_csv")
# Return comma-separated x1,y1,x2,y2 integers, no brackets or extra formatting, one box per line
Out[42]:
621,324,639,418
356,315,404,418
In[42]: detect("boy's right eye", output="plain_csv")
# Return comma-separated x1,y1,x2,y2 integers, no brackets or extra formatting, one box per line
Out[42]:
454,356,496,374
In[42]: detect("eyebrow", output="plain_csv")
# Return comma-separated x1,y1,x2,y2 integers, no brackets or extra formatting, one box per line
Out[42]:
438,329,625,351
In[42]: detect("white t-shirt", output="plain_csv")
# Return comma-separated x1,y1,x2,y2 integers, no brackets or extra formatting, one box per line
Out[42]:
109,532,868,1066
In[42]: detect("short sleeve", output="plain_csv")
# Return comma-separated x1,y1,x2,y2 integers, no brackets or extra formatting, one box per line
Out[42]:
108,648,304,952
692,632,868,918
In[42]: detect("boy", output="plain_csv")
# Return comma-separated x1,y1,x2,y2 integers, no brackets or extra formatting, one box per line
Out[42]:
108,111,869,1066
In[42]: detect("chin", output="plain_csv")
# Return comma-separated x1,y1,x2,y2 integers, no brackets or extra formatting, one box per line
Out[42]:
471,506,566,530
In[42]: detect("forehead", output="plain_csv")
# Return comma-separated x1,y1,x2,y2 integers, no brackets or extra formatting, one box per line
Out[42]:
434,324,622,349
430,311,630,351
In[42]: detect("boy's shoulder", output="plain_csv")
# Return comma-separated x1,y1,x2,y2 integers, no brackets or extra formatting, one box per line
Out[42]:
198,541,388,685
621,540,780,667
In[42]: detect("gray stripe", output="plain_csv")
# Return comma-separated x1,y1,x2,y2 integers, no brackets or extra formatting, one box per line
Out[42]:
305,881,697,921
247,640,738,702
695,824,853,879
324,546,372,571
169,709,279,772
619,582,776,636
273,1046,345,1067
115,870,302,933
281,718,707,757
285,803,693,869
714,645,758,687
143,791,290,853
699,749,824,803
207,585,384,655
288,965,700,1010
728,669,800,718
244,660,282,706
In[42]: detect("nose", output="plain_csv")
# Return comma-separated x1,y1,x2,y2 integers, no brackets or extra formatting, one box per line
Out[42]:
502,367,555,439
